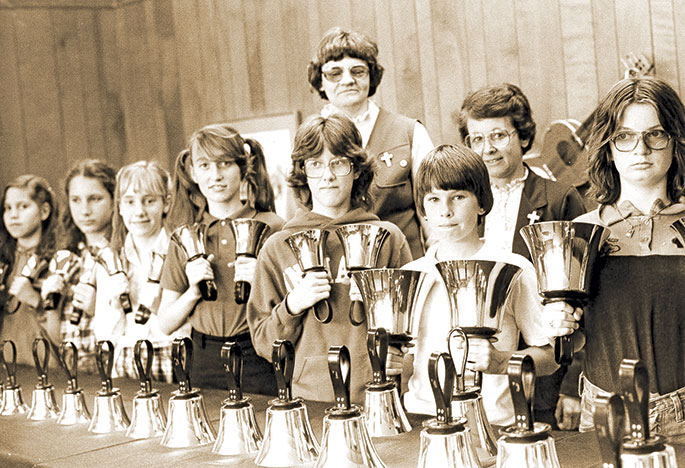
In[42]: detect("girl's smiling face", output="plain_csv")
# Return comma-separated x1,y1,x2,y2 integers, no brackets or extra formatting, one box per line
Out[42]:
118,185,167,240
3,187,48,241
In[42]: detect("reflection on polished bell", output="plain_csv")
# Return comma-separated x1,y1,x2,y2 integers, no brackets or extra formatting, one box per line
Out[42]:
618,359,677,468
417,351,480,468
255,340,319,467
230,218,270,304
126,340,166,439
27,338,59,420
0,340,28,416
89,340,130,433
212,341,263,456
496,355,561,468
172,224,217,301
448,328,497,467
56,341,91,425
364,328,411,437
316,345,386,468
161,337,215,448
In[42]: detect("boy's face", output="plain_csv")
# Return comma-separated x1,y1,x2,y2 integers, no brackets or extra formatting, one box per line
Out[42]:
465,116,528,184
306,148,356,218
423,188,482,243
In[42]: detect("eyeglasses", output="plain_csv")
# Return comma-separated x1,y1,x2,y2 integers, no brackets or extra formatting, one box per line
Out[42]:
611,129,671,152
466,129,515,153
322,66,369,82
304,157,352,178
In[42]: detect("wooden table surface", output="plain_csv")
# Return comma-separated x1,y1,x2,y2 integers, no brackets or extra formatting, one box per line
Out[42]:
0,365,683,468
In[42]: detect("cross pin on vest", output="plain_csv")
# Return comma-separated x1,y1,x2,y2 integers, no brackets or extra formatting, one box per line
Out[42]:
380,152,393,167
527,210,541,224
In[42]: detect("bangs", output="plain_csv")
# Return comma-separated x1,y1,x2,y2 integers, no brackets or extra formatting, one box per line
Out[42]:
418,157,480,194
118,164,169,199
191,139,240,164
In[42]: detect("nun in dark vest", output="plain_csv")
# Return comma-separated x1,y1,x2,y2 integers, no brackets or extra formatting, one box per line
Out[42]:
306,27,434,260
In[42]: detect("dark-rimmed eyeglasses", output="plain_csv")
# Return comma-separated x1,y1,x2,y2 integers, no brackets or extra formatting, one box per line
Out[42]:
322,66,369,83
466,129,515,153
611,129,671,152
304,157,352,178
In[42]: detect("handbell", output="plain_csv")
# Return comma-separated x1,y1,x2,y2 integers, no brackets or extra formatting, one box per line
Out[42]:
230,218,270,304
95,247,133,314
27,338,59,420
43,250,80,310
417,351,481,468
70,255,97,325
335,224,389,326
496,355,561,468
447,328,497,467
671,217,685,246
171,224,217,301
212,341,263,456
89,340,130,433
135,250,166,325
520,221,608,364
161,337,216,448
286,229,332,323
364,328,411,437
0,340,28,415
6,254,49,314
618,359,677,468
315,345,386,468
594,393,626,468
126,339,166,439
255,340,319,467
56,341,91,425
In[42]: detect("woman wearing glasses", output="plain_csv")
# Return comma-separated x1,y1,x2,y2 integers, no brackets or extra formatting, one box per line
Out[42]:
247,114,412,403
306,27,433,260
558,77,685,437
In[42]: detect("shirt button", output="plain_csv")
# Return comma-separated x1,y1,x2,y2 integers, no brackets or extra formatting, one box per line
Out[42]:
221,239,228,245
221,221,226,226
400,160,408,168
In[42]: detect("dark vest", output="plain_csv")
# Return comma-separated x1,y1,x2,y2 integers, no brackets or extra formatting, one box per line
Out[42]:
366,108,424,259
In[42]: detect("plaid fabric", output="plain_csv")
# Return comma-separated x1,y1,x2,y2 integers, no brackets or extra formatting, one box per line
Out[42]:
113,342,174,384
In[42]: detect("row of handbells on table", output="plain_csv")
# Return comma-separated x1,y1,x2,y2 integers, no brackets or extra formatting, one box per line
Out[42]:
0,330,677,468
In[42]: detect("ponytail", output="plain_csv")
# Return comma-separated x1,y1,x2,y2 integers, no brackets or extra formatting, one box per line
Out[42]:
168,149,207,229
242,138,276,213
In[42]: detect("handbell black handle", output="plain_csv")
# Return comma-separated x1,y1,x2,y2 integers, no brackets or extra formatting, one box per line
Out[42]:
134,339,154,394
272,339,295,402
32,338,51,388
311,299,332,324
1,340,18,388
328,345,351,410
95,340,115,394
172,337,193,393
222,341,243,401
508,354,536,432
367,328,388,384
428,351,455,424
619,358,650,443
595,393,625,468
234,281,250,304
60,341,79,393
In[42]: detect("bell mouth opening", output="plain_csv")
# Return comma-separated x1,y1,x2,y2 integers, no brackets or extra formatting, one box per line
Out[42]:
325,404,363,419
499,422,551,443
622,436,667,454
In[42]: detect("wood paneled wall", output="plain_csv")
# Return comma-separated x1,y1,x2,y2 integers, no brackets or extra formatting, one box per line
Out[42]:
1,0,684,195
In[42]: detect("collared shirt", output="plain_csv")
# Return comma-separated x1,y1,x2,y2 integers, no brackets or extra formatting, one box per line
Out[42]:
484,167,529,252
576,198,685,255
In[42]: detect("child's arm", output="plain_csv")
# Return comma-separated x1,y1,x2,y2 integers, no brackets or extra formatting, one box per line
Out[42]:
467,339,559,376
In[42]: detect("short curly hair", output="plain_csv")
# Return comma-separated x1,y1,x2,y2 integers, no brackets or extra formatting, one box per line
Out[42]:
287,114,374,211
307,27,384,100
457,83,536,155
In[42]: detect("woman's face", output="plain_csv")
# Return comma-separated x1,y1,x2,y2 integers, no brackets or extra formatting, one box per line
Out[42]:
3,187,47,241
320,56,371,111
68,176,113,239
611,103,673,194
118,185,167,240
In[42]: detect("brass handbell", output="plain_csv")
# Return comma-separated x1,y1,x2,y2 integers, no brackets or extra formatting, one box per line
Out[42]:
161,337,216,448
594,393,626,468
335,224,389,326
56,341,91,425
417,351,481,468
95,247,133,315
0,340,28,415
89,340,130,433
135,251,165,325
212,341,263,456
286,229,332,323
43,250,80,310
520,221,608,364
27,338,60,420
171,224,217,301
618,359,677,468
230,218,270,304
316,346,387,468
255,339,319,467
496,355,561,468
126,339,166,439
364,328,411,437
6,254,49,314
